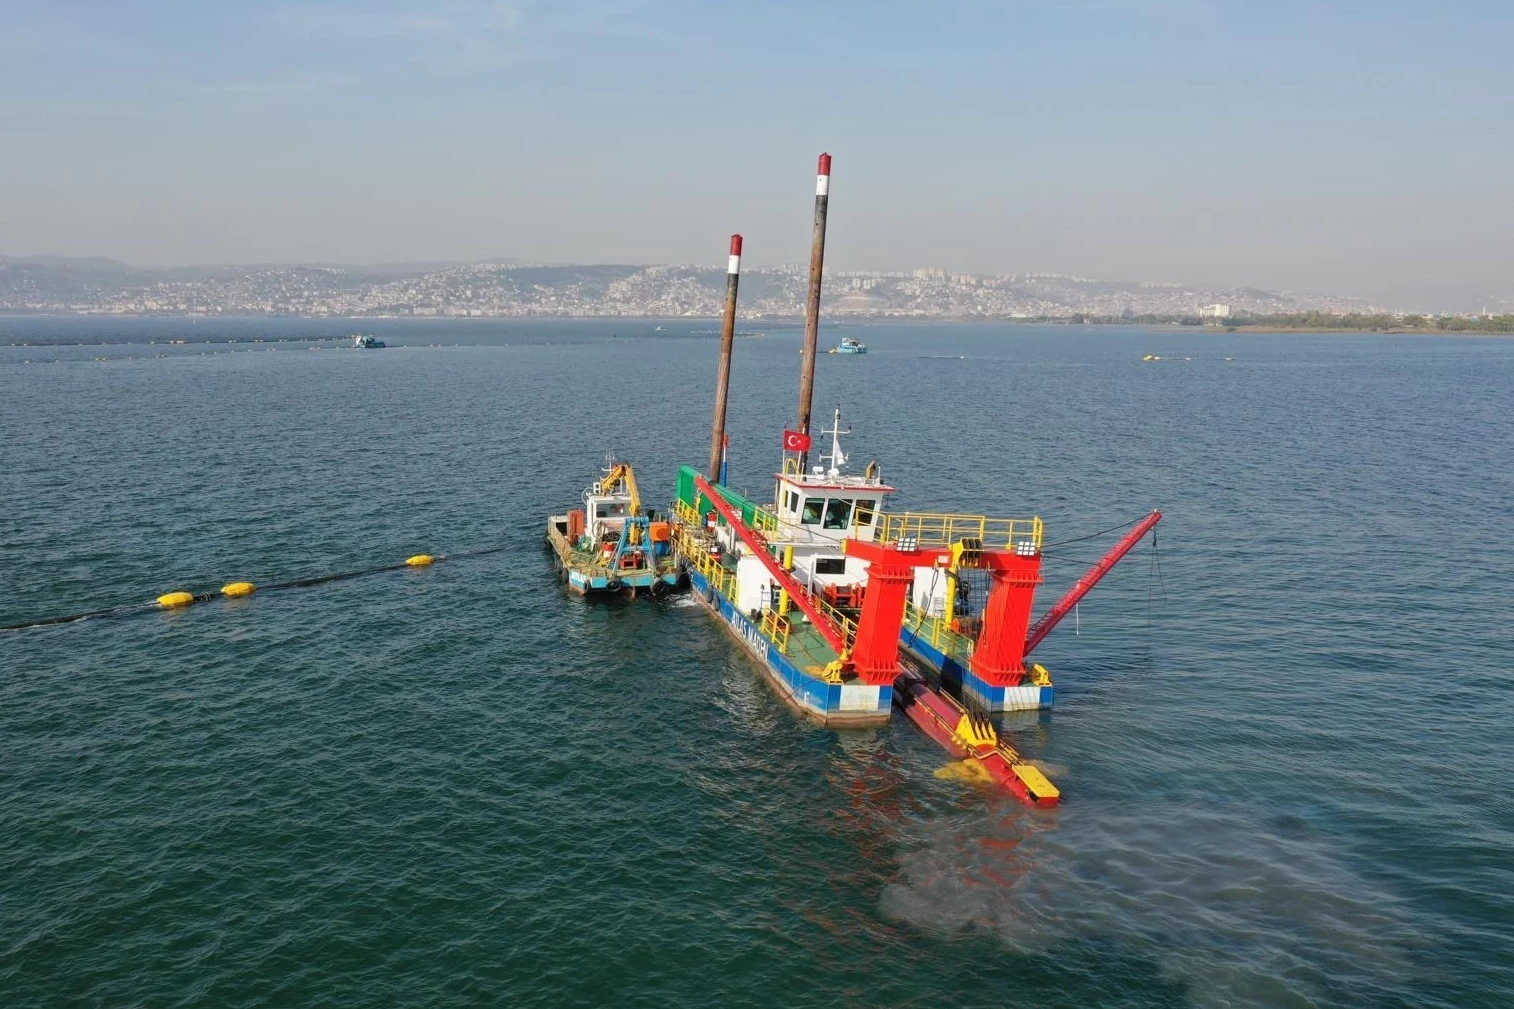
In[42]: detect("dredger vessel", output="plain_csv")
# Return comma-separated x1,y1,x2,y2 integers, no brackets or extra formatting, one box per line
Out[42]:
666,155,1161,806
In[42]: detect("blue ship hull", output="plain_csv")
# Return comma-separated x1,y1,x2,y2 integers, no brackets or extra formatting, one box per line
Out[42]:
566,567,682,595
899,630,1053,712
688,569,892,727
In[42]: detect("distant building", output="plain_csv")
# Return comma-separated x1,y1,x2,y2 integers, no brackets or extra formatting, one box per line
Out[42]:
1200,304,1231,319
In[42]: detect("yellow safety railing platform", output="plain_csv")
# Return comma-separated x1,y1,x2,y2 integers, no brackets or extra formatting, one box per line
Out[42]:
751,506,779,534
878,512,1043,552
903,600,976,662
672,520,803,659
760,609,792,653
672,490,778,535
671,522,737,599
809,593,858,652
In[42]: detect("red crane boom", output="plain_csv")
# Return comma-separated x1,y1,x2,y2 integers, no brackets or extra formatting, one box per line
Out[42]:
1023,510,1162,656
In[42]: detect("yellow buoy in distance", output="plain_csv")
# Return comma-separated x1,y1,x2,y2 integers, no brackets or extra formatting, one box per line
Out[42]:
405,554,435,567
157,591,195,608
221,581,256,597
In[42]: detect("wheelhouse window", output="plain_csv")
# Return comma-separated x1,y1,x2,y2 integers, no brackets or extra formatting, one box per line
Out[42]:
815,557,846,575
823,498,853,530
854,500,876,527
785,490,800,514
801,498,824,524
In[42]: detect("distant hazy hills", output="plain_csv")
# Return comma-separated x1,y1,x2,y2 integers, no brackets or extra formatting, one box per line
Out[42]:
0,255,523,279
0,257,1373,319
1,255,140,274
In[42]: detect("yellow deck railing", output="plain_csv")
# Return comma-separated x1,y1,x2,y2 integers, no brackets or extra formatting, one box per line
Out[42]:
751,506,779,534
760,609,791,653
902,601,976,662
674,515,835,659
672,523,737,599
879,512,1043,552
809,593,858,653
673,493,779,535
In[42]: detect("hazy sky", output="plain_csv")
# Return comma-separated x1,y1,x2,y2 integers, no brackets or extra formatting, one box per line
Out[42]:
2,0,1510,308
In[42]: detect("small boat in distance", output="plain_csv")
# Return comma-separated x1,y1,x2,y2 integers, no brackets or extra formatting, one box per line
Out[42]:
351,334,386,349
546,461,682,598
828,336,866,355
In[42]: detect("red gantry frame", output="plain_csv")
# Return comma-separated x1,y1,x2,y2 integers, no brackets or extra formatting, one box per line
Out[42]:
693,472,1160,807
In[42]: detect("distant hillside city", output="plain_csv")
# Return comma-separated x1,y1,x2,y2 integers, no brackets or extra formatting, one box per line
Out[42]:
0,256,1377,320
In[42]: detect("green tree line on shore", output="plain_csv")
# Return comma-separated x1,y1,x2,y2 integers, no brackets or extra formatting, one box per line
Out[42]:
1047,312,1514,332
1229,312,1514,332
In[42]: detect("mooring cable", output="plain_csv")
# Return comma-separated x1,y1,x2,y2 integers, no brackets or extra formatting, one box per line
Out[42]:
1039,513,1152,551
0,545,509,633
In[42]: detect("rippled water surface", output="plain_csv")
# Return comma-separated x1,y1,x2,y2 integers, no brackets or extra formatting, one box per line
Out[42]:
3,317,1511,1008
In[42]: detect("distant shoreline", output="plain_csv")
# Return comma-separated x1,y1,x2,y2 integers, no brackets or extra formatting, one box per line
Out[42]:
2,311,1512,336
1212,324,1514,336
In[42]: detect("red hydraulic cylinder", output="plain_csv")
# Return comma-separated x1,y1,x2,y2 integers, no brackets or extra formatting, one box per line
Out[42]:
1024,510,1162,656
966,553,1044,687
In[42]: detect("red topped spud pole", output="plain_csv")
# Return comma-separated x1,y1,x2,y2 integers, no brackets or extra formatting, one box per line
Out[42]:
795,153,831,472
707,234,743,483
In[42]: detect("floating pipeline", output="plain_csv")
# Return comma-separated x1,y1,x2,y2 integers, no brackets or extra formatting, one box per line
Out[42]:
1,547,505,632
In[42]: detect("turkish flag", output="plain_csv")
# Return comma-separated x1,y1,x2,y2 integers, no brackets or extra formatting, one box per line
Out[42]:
782,429,811,453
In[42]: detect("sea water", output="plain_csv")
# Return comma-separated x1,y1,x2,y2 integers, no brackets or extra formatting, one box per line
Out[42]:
2,318,1511,1007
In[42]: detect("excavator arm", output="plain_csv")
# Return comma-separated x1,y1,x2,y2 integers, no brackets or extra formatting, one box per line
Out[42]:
598,462,642,516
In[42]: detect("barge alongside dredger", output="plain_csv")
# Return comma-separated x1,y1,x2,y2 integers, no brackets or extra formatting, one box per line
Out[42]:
546,461,681,597
662,154,1161,807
